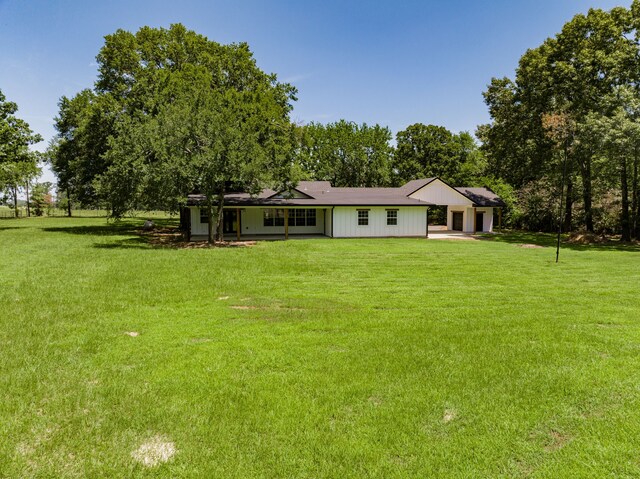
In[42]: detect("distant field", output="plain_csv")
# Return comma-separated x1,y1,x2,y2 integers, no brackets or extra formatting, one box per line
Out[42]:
1,217,639,478
0,206,176,218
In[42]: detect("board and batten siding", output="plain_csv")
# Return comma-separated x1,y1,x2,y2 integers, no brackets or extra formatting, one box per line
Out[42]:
189,207,326,236
332,206,427,238
241,208,325,235
408,179,473,206
447,206,494,233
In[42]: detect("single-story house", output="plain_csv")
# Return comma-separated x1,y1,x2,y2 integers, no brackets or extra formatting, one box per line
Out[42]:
184,177,505,240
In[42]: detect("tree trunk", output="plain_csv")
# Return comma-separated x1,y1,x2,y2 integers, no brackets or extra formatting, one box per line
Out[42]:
621,155,631,242
564,176,573,233
66,189,72,217
206,202,215,245
215,192,225,242
632,147,638,239
12,184,18,218
25,181,30,217
580,155,594,232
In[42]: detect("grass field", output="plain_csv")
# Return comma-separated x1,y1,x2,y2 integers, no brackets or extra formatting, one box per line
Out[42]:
1,217,639,478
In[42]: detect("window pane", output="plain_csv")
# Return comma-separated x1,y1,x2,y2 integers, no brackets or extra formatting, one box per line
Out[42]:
263,209,274,227
387,210,397,226
200,209,209,224
296,209,305,226
358,210,368,226
275,209,285,226
307,209,316,226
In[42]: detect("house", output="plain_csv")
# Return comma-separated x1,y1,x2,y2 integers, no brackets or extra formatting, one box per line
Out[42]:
184,178,505,240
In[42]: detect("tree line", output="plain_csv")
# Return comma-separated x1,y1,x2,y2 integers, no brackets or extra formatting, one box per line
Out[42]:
479,1,640,241
3,3,640,242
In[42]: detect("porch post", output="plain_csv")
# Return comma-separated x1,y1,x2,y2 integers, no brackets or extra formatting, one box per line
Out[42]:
473,207,477,233
284,208,289,240
425,207,429,238
498,208,502,231
236,208,241,241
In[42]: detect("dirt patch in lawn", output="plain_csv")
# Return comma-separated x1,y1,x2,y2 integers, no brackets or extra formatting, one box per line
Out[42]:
442,409,457,423
125,331,139,337
131,435,176,467
230,305,258,310
544,430,571,452
518,244,544,249
137,227,257,249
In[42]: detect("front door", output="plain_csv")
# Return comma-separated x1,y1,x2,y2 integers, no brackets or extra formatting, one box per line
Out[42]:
475,212,484,232
452,212,463,231
223,210,237,234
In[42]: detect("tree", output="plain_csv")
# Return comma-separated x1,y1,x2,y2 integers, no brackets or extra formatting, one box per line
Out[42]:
0,89,42,165
92,28,297,243
49,25,298,242
0,158,40,217
297,121,393,187
30,182,53,216
481,4,640,233
394,123,485,185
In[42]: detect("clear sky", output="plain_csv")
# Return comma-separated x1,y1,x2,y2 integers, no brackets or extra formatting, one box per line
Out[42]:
0,0,627,183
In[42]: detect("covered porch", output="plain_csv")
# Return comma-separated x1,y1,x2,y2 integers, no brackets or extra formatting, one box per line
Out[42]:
188,206,333,240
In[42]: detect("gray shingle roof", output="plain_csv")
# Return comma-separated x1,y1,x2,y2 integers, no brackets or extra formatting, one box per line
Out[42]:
454,187,506,207
186,179,505,208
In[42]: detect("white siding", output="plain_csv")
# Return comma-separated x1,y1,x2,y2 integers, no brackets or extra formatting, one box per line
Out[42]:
190,207,208,236
476,207,494,232
408,179,473,206
324,208,333,236
192,207,327,237
239,208,325,235
447,206,494,233
332,206,427,238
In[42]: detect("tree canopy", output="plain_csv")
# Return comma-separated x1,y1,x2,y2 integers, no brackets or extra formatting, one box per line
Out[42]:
49,24,297,242
479,2,640,239
296,120,393,187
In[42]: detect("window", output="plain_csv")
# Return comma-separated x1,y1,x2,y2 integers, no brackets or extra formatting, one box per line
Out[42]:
357,210,369,226
306,209,316,226
386,210,398,226
274,209,285,226
263,209,274,226
200,208,209,224
263,209,286,226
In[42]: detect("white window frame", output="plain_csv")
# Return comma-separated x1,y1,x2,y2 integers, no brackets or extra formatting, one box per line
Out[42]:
357,209,369,226
386,209,398,226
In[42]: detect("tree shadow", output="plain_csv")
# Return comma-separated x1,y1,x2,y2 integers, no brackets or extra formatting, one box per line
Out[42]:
41,218,187,250
0,226,27,231
481,231,640,253
93,237,151,249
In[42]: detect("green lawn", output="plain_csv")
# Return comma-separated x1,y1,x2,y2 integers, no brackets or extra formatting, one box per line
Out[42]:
1,217,639,478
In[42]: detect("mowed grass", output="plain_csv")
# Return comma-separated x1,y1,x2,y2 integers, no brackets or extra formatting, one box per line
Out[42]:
1,217,639,478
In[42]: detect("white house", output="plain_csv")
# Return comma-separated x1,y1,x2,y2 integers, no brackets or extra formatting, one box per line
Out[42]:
184,178,505,240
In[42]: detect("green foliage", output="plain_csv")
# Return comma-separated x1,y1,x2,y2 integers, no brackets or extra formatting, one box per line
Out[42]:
0,88,42,164
481,2,640,237
30,182,53,216
0,157,40,214
297,120,393,187
49,24,298,242
394,124,486,186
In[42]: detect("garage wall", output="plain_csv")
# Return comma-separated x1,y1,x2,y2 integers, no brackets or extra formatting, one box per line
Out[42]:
448,207,494,232
332,206,427,238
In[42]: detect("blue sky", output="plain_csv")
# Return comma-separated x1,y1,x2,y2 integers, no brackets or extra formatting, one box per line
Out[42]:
0,0,626,182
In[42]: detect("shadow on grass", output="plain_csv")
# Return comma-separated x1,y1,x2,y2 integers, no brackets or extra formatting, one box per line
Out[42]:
42,218,185,250
481,231,640,253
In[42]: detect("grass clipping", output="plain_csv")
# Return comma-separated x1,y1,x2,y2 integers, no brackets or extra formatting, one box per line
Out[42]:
132,435,176,467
